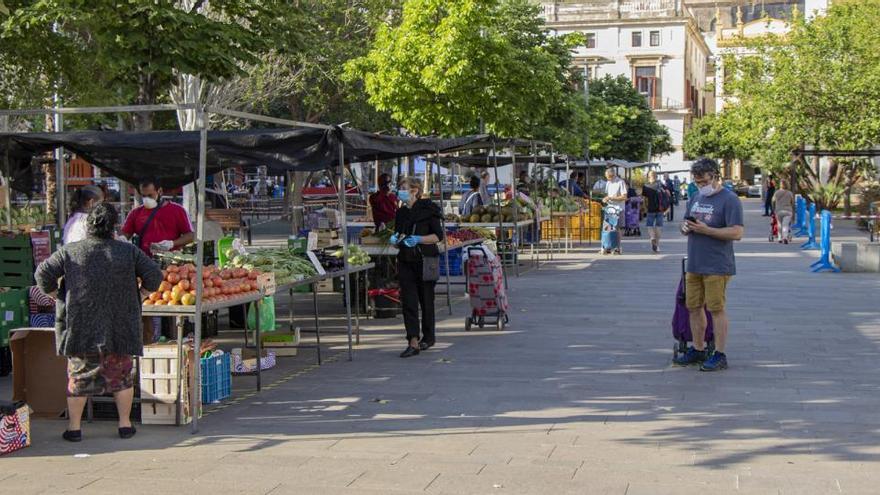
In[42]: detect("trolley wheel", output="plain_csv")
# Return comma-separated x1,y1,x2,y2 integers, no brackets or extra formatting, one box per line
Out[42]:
478,316,485,328
465,317,472,332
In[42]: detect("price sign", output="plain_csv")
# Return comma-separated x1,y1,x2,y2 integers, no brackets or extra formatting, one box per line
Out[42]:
307,251,326,276
257,272,276,296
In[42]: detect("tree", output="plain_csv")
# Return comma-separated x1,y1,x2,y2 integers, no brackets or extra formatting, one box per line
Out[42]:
722,0,880,210
1,0,305,130
585,75,672,161
347,0,570,138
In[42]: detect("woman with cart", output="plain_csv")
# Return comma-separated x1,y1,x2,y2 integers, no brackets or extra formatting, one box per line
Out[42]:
389,177,444,358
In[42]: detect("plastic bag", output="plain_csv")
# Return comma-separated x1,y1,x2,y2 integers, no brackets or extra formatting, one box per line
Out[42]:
246,296,276,331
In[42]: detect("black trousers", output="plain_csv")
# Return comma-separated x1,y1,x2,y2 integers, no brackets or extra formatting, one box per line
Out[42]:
398,260,436,344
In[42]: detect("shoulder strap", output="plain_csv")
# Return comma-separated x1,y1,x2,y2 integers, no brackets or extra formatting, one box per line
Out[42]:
138,201,163,240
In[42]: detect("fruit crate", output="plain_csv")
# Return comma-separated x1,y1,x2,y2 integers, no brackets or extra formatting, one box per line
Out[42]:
0,270,34,289
200,352,231,404
0,233,32,249
140,344,196,425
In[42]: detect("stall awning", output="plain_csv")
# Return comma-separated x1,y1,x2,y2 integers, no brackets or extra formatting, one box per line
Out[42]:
428,154,565,167
0,128,495,189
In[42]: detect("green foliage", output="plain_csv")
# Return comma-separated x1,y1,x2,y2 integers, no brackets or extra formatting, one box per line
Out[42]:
586,75,671,161
1,1,305,128
721,0,880,204
347,0,569,137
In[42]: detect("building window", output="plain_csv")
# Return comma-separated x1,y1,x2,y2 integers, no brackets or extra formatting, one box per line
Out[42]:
634,66,658,109
585,33,596,49
632,31,642,47
650,30,660,47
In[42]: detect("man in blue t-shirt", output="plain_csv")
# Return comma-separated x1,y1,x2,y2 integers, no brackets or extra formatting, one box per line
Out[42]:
674,158,744,371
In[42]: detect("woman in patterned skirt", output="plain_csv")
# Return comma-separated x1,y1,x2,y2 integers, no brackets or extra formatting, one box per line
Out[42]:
36,203,163,442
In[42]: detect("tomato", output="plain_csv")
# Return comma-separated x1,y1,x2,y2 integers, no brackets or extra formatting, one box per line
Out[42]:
162,291,173,302
212,277,224,288
219,269,232,280
167,273,181,284
247,270,260,280
158,281,171,293
154,300,166,305
178,279,191,291
149,292,161,302
167,264,179,273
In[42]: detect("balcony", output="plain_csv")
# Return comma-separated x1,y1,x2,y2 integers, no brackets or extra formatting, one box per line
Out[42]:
541,0,681,23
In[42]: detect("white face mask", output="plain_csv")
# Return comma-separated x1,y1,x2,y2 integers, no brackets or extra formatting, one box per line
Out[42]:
142,197,159,209
698,184,717,197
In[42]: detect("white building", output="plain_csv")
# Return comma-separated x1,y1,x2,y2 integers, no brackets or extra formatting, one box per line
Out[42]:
539,0,714,175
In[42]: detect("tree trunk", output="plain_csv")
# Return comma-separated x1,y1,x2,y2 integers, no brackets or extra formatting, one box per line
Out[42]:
132,70,156,132
43,114,56,219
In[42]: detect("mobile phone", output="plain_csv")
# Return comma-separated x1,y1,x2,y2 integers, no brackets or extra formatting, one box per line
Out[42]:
684,215,697,222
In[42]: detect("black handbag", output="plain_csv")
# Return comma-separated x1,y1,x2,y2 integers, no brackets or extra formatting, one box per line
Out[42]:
411,224,439,282
131,200,163,250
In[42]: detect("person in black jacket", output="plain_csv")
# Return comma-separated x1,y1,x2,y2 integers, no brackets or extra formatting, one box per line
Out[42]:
390,177,445,358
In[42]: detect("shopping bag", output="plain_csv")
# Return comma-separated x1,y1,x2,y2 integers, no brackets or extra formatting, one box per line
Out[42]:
246,296,276,331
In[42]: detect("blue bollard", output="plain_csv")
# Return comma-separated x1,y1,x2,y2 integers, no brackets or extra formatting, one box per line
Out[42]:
800,203,819,250
794,196,808,236
811,210,839,272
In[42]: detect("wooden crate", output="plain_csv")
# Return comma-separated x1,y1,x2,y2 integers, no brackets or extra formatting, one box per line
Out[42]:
140,344,196,425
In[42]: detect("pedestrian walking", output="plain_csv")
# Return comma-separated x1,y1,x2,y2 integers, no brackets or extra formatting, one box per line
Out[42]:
663,173,676,221
63,185,104,244
772,179,795,243
763,176,777,216
641,170,670,252
35,203,163,442
390,177,444,358
602,167,628,254
674,158,744,371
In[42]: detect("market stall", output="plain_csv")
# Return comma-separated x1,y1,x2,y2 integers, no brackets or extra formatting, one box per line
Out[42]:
0,105,490,433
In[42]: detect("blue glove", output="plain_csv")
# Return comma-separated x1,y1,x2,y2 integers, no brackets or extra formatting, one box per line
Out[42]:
403,235,421,248
389,233,400,245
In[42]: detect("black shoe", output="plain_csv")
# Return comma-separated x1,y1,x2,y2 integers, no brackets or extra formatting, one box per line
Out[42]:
418,341,435,351
62,430,82,442
118,426,137,439
399,346,420,358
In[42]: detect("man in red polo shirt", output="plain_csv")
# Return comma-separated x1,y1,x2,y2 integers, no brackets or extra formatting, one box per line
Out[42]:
369,173,398,229
122,179,194,254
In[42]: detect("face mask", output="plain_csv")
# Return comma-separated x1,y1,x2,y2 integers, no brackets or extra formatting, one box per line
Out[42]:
698,184,717,197
142,196,159,209
396,189,411,203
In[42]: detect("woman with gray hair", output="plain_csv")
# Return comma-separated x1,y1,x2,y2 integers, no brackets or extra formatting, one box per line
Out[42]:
36,203,163,442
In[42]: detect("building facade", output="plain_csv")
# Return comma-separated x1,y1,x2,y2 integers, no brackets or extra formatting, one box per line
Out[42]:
539,0,715,174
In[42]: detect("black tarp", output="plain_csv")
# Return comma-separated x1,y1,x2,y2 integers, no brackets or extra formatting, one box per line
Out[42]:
0,128,493,189
428,154,565,167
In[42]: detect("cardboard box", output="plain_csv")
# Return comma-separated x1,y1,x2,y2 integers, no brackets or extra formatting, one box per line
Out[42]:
11,328,68,418
261,328,300,357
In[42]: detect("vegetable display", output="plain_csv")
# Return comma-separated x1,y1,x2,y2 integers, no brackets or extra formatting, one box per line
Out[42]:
226,248,316,285
143,263,262,306
0,206,52,227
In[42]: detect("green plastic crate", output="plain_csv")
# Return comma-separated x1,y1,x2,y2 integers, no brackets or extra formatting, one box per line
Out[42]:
0,233,31,248
0,271,34,289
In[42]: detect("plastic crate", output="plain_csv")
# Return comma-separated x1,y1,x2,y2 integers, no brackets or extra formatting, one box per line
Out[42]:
439,249,463,276
201,353,231,404
0,271,34,289
0,233,31,248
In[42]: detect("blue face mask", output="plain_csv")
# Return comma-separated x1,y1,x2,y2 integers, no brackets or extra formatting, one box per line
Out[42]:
397,189,411,203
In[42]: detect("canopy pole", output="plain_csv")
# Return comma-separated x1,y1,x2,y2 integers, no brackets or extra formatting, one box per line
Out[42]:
510,145,519,278
3,146,11,229
191,105,208,434
437,146,451,315
338,139,354,361
492,140,508,289
54,106,66,228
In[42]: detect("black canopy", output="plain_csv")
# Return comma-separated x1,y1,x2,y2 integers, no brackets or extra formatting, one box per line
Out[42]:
428,154,565,167
0,128,492,190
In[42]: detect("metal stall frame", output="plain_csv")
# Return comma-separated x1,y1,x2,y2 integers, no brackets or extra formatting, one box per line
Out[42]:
0,103,343,434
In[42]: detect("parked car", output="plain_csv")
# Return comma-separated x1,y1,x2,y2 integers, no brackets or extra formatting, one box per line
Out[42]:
748,184,763,198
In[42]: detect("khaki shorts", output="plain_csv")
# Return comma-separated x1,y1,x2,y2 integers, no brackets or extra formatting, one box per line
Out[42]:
685,273,731,312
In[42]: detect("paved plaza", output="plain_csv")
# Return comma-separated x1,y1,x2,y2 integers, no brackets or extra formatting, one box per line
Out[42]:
3,199,880,494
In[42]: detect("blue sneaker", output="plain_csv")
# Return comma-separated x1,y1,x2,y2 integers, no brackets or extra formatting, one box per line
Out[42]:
673,347,707,366
700,351,728,371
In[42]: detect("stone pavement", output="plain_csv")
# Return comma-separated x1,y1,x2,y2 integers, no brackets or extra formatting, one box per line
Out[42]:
4,199,880,494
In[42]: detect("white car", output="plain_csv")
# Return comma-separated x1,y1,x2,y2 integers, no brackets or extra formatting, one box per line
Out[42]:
748,184,763,198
